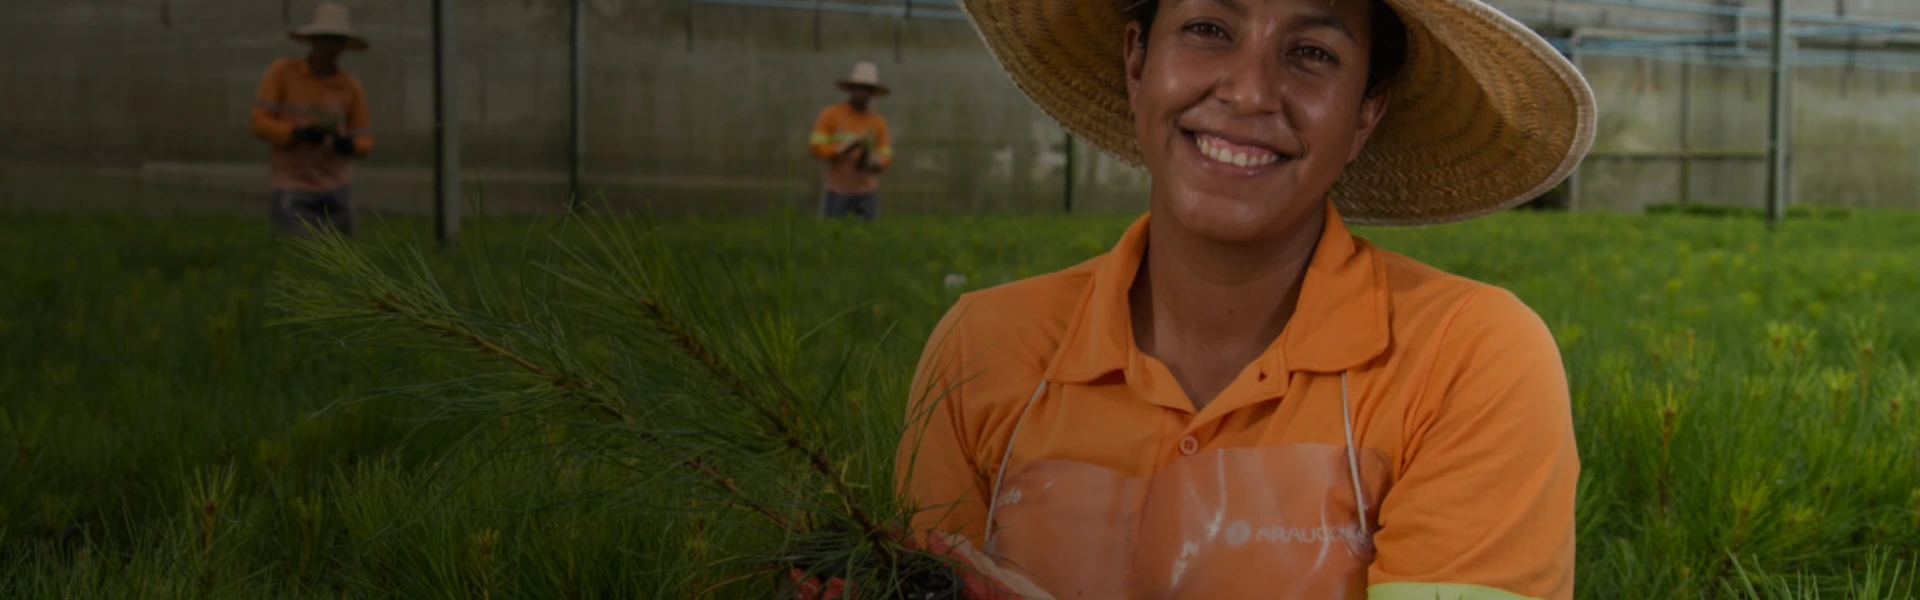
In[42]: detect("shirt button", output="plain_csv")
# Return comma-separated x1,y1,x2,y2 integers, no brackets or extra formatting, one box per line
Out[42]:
1178,436,1200,455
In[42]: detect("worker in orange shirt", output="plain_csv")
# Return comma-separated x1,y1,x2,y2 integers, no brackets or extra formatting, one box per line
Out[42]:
880,0,1597,598
249,1,373,237
808,61,892,220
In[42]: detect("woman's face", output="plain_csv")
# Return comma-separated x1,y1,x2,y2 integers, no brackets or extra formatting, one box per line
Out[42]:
1124,0,1390,244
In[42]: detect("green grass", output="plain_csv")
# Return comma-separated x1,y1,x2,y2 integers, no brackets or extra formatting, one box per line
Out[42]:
3,207,1920,598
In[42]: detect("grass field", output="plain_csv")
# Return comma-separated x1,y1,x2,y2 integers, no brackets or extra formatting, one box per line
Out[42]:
4,206,1920,598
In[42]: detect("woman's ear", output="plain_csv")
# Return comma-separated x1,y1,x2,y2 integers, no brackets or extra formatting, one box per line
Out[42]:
1347,84,1391,164
1124,21,1148,107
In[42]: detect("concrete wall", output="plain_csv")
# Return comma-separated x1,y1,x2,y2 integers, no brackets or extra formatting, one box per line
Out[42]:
2,0,1917,216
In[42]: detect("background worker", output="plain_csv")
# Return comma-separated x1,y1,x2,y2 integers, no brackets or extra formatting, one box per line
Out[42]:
249,1,374,237
809,61,892,220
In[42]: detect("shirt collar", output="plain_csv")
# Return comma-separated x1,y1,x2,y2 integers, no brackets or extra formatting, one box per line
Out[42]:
1045,199,1391,384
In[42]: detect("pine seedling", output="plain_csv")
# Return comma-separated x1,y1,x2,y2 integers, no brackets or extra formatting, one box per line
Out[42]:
268,210,996,598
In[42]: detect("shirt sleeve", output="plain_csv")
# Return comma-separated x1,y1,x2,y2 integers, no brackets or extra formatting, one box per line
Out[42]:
1366,287,1580,600
809,107,841,161
343,77,373,156
895,298,994,546
249,60,296,147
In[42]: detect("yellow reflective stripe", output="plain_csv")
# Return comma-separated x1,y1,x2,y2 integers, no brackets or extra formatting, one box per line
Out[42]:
1369,583,1540,600
810,132,830,144
877,146,892,156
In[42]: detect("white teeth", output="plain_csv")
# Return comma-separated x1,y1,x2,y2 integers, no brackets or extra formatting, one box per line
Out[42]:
1196,134,1277,168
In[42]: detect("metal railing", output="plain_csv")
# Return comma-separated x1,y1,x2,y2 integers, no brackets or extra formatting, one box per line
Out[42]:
679,0,966,21
677,0,1920,70
1554,0,1920,29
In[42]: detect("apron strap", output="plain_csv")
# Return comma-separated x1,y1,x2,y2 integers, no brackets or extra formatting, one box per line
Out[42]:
1340,372,1370,536
984,379,1049,552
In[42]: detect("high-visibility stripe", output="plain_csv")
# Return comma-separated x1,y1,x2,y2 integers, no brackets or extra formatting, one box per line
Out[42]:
1369,583,1540,600
810,132,831,144
877,146,893,157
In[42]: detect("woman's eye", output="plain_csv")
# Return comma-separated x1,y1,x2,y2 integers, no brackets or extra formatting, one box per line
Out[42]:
1183,22,1229,39
1293,46,1337,63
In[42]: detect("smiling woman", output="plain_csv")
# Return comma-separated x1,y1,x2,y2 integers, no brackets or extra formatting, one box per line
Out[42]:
887,0,1598,598
1125,0,1408,244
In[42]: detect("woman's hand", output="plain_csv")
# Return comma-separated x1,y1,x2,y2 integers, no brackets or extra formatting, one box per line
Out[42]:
927,532,1054,599
790,532,1054,600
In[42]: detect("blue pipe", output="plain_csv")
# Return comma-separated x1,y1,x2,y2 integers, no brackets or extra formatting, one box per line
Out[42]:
1582,23,1918,49
1557,0,1920,29
1549,36,1920,72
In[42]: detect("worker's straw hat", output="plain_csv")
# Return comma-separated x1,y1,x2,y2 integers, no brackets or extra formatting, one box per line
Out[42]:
290,1,370,51
836,61,891,96
953,0,1596,226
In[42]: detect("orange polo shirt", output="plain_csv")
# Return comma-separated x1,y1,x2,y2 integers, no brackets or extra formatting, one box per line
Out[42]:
896,202,1579,599
249,57,373,192
808,103,891,195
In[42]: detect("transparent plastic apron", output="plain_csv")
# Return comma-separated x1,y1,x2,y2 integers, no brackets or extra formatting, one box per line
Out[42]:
978,374,1384,599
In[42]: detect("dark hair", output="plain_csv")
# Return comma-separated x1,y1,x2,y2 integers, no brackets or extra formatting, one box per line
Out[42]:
1126,0,1409,97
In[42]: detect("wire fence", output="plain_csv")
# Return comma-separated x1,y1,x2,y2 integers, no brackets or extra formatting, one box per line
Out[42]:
1,0,1917,217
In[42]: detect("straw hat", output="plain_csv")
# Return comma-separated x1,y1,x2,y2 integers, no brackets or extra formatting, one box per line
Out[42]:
953,0,1596,226
290,1,370,51
836,61,891,96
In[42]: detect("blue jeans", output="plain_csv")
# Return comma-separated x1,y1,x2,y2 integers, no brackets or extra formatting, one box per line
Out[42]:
271,186,356,237
821,190,877,220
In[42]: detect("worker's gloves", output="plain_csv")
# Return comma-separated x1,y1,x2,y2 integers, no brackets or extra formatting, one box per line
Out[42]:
295,126,331,145
331,134,357,157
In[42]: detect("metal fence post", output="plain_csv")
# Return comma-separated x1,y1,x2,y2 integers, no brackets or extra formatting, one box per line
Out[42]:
570,0,585,212
434,0,461,246
1765,0,1790,229
1679,56,1692,205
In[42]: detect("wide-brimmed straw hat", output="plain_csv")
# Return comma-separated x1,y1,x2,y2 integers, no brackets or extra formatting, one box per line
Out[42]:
836,61,891,96
953,0,1596,226
290,2,370,51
